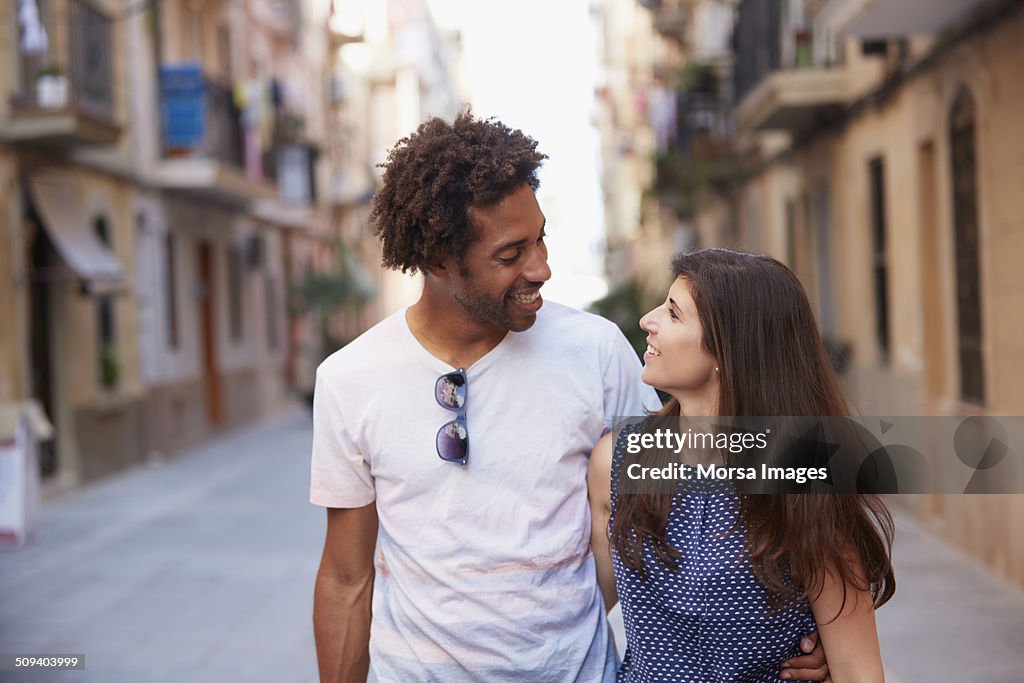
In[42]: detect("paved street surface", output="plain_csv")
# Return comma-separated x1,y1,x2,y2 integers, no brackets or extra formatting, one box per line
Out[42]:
2,407,1023,682
0,408,323,683
874,512,1024,683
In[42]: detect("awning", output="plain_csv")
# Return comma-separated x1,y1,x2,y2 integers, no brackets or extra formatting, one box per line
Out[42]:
28,172,126,295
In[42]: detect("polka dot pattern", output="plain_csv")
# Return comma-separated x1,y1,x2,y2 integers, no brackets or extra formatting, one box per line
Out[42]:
610,426,818,682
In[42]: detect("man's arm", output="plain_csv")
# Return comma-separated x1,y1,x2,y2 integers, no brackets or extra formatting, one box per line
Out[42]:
588,432,618,613
314,504,378,683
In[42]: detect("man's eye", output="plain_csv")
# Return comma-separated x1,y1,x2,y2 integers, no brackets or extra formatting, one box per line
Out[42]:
499,251,522,264
537,233,546,243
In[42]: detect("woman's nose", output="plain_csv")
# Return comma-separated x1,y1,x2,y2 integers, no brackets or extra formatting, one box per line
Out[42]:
640,310,656,333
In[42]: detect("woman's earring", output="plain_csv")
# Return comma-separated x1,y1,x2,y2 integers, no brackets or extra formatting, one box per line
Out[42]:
715,367,720,374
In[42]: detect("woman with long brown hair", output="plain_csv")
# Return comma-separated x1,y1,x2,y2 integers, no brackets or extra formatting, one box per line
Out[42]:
589,249,895,682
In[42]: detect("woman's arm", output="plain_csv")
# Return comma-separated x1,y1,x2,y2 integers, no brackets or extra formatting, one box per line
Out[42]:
808,560,885,683
588,432,618,613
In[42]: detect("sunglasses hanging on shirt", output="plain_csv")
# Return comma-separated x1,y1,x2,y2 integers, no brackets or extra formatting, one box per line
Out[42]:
435,368,469,465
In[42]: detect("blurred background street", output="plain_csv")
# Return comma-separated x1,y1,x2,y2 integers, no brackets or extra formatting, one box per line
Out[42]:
2,0,1024,679
0,407,323,682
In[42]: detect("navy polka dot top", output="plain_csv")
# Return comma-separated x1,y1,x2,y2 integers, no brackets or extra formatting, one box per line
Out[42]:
610,425,817,682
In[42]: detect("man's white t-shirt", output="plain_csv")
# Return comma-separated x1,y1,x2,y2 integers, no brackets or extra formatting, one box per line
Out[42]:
311,301,659,682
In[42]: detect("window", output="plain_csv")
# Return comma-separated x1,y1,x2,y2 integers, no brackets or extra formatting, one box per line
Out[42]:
95,217,118,388
949,88,985,405
227,243,244,342
868,157,890,363
165,232,179,349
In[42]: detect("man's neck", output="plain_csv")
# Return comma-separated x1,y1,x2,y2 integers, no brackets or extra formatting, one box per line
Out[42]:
406,295,508,369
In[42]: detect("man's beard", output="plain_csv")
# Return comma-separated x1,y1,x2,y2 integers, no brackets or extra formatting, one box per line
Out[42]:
453,283,535,332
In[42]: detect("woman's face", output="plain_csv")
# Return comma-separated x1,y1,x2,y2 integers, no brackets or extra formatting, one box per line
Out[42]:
640,277,719,408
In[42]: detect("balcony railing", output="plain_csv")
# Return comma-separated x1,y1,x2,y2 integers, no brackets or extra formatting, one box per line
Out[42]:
732,0,849,133
160,70,244,170
733,0,783,105
156,67,278,202
11,0,115,120
198,81,244,169
68,0,114,117
270,142,318,205
653,82,736,220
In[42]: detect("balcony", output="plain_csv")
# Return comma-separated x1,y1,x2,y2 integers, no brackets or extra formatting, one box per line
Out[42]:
153,66,275,205
328,2,365,47
733,0,848,134
252,142,320,230
5,0,120,146
330,26,365,48
654,6,689,40
735,68,848,133
642,0,691,42
651,68,736,219
821,0,995,39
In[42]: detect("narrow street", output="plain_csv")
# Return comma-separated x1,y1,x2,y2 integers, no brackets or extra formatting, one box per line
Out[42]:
2,408,1022,682
0,408,323,682
875,513,1024,683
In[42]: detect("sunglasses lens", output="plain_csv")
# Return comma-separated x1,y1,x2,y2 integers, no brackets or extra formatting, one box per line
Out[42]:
436,420,468,462
435,372,467,410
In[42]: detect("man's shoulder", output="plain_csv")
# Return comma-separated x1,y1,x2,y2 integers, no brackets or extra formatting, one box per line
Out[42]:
538,300,624,341
317,309,405,380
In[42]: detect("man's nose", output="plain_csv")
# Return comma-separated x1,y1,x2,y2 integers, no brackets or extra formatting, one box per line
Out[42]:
524,246,552,283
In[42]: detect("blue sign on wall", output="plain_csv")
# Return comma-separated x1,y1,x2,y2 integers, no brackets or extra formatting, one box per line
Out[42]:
160,64,206,150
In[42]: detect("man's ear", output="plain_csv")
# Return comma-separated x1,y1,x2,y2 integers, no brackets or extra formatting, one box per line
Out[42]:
423,259,453,279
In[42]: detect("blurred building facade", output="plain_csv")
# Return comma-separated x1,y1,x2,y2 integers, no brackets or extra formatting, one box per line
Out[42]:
592,0,738,351
592,0,658,290
607,0,1024,585
323,0,461,369
0,0,461,495
140,0,320,464
2,0,151,492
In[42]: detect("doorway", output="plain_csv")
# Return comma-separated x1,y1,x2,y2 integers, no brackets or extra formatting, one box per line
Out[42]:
197,243,224,426
28,222,58,477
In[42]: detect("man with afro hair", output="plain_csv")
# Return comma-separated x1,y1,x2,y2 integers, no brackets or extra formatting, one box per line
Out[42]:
370,112,547,278
309,113,827,682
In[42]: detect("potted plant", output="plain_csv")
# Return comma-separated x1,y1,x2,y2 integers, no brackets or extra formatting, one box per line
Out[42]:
35,65,68,108
100,342,120,389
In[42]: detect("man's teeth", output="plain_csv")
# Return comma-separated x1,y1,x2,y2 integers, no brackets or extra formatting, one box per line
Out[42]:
510,291,540,304
646,345,661,357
